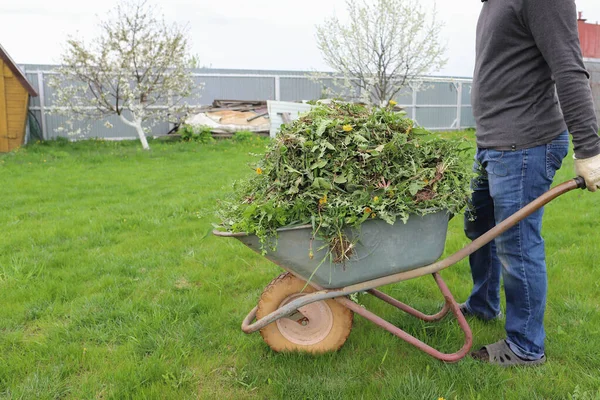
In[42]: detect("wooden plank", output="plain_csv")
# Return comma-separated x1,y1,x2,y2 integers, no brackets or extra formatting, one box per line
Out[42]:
7,108,26,141
7,113,25,124
7,99,25,112
7,92,29,145
6,79,25,95
0,59,9,152
7,104,25,112
5,87,25,95
3,64,13,77
7,115,25,122
8,137,22,151
5,79,25,138
7,99,25,108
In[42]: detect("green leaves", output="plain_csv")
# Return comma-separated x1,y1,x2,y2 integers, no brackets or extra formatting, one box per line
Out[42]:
311,160,328,170
217,102,474,254
316,119,333,136
334,175,348,184
311,177,333,190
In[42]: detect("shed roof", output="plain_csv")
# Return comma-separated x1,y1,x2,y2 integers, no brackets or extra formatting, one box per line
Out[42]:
0,44,38,97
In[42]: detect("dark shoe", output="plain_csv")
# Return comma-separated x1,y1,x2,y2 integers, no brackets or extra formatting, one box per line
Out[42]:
471,339,546,367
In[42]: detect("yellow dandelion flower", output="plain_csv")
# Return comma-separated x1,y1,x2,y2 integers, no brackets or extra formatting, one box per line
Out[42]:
389,100,398,106
364,207,372,214
256,167,263,175
371,213,377,219
424,179,430,184
342,125,353,132
374,196,379,203
319,194,328,205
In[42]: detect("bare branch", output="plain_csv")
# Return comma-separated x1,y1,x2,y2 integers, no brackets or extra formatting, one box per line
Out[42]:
315,0,447,106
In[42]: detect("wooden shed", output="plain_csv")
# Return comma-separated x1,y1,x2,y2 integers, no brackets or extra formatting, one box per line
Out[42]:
0,44,37,153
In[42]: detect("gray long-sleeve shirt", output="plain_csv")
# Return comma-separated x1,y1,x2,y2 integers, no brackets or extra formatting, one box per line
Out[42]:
472,0,600,158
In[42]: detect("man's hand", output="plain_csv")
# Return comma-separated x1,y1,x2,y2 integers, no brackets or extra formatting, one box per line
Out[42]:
574,153,600,192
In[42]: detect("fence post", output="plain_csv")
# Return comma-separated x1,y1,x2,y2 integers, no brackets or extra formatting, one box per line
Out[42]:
275,76,281,101
411,83,417,122
37,71,48,140
456,82,463,130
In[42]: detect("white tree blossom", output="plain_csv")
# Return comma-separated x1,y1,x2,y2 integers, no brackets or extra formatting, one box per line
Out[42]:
50,0,199,150
316,0,447,106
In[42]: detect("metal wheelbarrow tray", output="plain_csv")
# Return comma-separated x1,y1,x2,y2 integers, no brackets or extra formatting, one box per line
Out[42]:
213,178,586,362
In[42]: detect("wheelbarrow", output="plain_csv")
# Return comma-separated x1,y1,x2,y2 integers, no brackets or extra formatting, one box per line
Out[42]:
213,177,586,362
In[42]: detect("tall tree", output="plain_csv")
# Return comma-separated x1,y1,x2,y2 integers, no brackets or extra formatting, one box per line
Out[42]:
50,0,197,150
316,0,446,106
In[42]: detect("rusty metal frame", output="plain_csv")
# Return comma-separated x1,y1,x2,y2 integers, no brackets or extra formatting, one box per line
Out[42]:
233,178,585,362
339,273,472,363
241,272,471,362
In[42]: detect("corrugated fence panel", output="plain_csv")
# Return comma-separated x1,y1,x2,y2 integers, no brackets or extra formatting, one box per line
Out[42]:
45,113,170,139
400,107,414,119
44,118,170,141
416,107,457,130
184,77,208,106
280,77,324,102
200,76,275,104
22,65,478,139
462,83,472,105
26,73,41,108
461,106,476,128
417,81,458,105
394,86,413,106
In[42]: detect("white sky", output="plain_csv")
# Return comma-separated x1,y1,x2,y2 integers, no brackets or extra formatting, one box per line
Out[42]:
2,0,600,78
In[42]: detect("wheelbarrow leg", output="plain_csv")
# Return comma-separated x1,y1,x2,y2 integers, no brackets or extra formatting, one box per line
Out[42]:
335,272,473,363
367,289,451,322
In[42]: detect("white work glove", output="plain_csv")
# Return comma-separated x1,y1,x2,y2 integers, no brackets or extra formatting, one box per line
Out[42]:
574,153,600,192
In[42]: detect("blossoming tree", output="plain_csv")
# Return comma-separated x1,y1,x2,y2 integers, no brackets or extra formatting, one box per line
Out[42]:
50,0,197,150
316,0,446,106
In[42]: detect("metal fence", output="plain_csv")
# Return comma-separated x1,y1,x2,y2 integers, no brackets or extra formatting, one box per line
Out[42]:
21,65,476,141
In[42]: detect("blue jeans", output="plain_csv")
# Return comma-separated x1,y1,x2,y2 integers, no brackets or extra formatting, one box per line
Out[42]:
463,131,569,360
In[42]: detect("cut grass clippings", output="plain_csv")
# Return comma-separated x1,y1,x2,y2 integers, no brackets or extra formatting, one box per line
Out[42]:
0,136,599,399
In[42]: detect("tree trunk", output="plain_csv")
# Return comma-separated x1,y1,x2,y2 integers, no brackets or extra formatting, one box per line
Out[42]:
120,115,150,150
133,120,150,150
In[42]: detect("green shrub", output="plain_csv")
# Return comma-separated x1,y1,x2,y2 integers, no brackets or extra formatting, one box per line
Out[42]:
179,125,214,144
233,131,256,142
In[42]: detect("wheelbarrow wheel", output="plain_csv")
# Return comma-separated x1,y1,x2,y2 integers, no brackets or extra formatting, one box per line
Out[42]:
257,272,353,353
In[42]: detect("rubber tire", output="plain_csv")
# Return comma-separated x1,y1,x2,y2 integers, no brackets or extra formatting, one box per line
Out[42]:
256,272,353,353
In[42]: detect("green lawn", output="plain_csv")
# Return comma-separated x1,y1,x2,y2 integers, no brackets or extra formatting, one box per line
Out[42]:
1,135,599,400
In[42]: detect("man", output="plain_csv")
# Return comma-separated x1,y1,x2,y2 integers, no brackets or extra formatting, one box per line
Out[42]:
464,0,600,366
